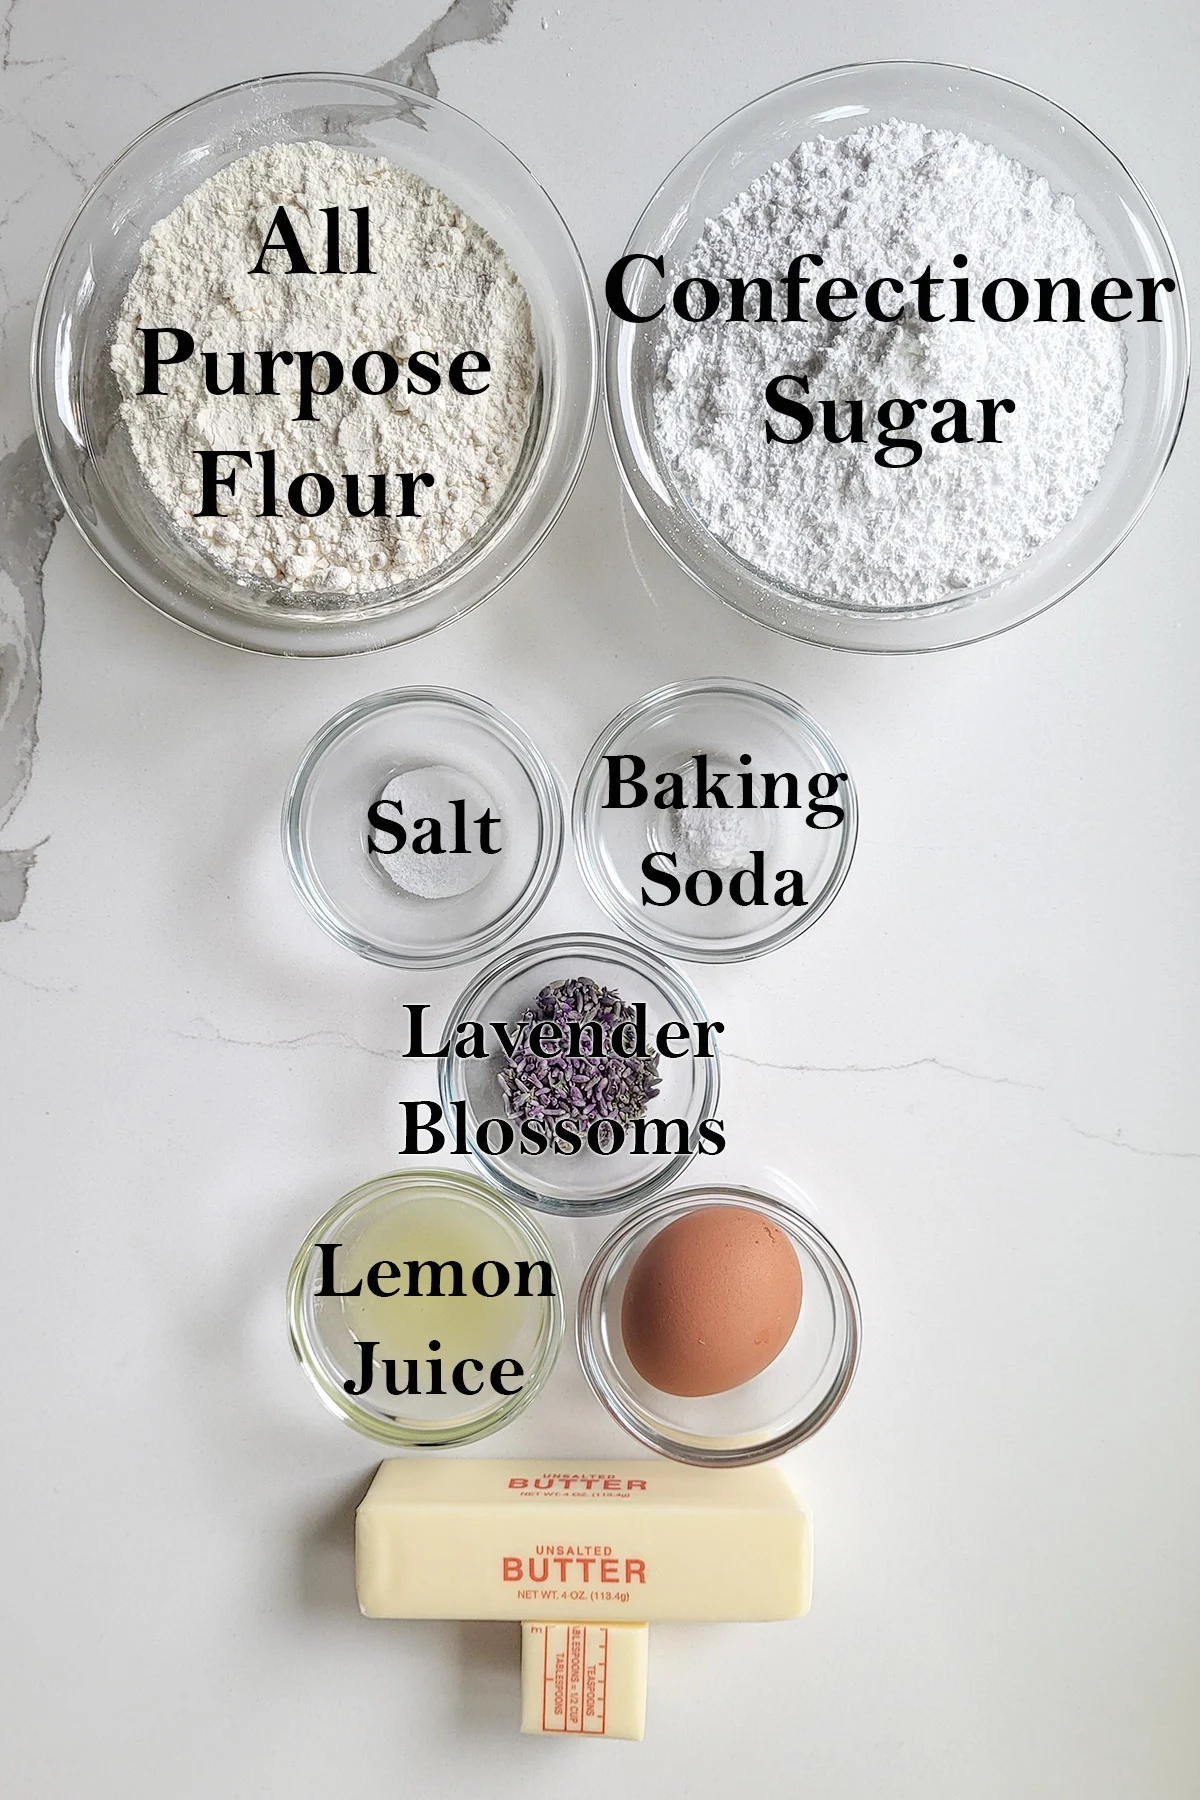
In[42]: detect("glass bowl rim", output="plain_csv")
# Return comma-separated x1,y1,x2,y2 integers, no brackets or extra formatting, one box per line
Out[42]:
31,67,599,658
576,1183,862,1466
603,58,1191,654
281,684,565,969
438,929,721,1215
286,1166,565,1447
571,676,859,962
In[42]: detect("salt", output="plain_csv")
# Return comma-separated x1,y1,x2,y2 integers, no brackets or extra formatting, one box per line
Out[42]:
371,765,497,901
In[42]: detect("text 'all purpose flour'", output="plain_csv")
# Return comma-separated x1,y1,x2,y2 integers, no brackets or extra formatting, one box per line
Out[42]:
111,140,536,595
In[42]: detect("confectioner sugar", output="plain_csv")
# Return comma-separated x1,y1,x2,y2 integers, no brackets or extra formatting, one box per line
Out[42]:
651,119,1125,607
111,140,535,594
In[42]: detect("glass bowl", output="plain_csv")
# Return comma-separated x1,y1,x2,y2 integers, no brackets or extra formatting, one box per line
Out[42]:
438,933,720,1215
287,1169,563,1447
577,1185,861,1466
283,687,563,968
605,62,1189,652
32,71,597,656
573,678,857,962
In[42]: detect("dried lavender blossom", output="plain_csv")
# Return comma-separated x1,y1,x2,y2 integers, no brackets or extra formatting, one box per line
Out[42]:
498,975,661,1148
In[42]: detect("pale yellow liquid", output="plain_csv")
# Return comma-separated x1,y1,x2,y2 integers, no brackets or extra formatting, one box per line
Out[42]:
337,1197,540,1370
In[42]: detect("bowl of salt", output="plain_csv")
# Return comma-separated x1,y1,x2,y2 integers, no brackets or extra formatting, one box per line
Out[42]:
283,687,563,968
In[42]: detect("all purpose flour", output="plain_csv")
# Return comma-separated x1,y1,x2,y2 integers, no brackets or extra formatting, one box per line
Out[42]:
111,141,536,595
651,120,1126,608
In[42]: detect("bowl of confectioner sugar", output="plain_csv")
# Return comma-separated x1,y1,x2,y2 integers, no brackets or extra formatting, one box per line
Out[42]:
32,73,597,655
606,62,1189,652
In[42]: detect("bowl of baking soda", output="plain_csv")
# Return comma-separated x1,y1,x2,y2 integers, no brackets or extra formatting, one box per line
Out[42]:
33,73,597,654
573,678,858,962
606,62,1188,651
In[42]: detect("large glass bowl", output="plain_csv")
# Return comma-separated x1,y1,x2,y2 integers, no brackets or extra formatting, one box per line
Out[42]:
605,62,1189,652
32,72,597,655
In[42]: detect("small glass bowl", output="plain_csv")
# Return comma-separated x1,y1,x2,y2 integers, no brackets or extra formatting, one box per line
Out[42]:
439,933,720,1215
573,679,857,962
32,71,597,656
287,1169,563,1447
283,687,563,969
577,1186,861,1466
606,62,1189,652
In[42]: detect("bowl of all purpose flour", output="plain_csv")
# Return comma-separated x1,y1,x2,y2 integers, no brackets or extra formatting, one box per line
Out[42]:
32,73,597,655
606,63,1189,651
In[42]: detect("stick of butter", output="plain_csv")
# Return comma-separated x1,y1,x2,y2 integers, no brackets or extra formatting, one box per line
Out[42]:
355,1459,810,1737
356,1458,809,1620
521,1622,648,1741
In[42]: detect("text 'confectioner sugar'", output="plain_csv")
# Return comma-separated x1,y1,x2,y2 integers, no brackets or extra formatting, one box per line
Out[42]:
111,140,536,595
649,120,1127,608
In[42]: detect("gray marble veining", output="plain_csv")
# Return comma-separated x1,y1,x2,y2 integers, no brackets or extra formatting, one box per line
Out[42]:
370,0,518,95
0,436,61,921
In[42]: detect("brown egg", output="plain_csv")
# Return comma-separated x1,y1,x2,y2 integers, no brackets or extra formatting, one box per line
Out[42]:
620,1205,803,1397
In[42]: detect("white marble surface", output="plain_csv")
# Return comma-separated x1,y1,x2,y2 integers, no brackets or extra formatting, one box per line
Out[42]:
1,3,1197,1796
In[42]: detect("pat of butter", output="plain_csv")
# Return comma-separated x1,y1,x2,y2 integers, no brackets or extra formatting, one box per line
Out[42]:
521,1622,648,1741
356,1458,810,1621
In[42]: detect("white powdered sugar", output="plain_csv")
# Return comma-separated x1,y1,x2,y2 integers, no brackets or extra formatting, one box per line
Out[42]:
651,120,1126,608
112,141,535,594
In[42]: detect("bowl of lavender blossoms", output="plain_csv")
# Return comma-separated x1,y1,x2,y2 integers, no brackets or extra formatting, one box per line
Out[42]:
438,933,721,1214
